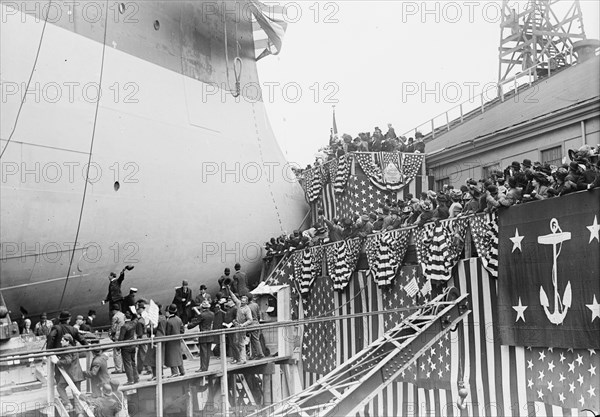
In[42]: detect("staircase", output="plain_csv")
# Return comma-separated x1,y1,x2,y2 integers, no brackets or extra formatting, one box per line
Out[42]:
250,289,470,417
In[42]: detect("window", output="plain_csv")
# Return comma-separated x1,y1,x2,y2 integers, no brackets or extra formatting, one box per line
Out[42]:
483,164,500,180
541,146,562,167
435,177,449,192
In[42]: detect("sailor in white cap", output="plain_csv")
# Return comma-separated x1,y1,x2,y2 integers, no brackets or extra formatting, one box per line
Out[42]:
123,287,138,313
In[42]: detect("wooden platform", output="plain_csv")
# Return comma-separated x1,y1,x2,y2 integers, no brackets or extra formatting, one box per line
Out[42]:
1,350,292,416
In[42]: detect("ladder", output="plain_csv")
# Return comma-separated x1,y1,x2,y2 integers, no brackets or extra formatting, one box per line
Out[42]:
251,289,470,417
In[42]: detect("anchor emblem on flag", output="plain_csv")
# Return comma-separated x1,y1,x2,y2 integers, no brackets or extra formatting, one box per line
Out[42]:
537,218,572,325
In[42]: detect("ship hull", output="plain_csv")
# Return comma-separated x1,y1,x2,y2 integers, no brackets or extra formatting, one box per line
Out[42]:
0,1,307,323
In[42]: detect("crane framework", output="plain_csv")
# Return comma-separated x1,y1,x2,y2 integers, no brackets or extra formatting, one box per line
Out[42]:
498,0,587,83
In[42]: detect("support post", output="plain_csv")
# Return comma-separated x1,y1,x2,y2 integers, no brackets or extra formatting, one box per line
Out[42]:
46,359,56,417
220,333,229,417
156,342,163,417
187,383,193,417
85,351,92,393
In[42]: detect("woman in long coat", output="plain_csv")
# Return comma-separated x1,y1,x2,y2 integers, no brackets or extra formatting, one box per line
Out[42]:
164,304,185,377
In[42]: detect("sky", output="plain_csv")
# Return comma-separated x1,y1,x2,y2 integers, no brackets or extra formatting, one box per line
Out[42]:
257,0,600,167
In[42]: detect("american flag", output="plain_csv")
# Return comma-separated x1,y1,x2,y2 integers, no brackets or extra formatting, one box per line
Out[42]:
468,212,499,278
525,347,599,411
300,259,597,416
302,275,336,375
313,182,337,224
250,0,288,61
265,254,300,320
337,174,394,219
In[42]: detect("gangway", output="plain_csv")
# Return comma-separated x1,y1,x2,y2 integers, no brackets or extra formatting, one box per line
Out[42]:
251,289,470,417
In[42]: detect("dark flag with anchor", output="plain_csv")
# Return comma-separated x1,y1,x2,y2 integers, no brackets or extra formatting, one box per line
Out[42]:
497,189,600,349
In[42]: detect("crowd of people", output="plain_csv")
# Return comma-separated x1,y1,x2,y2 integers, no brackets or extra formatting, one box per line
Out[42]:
26,261,269,415
266,145,600,257
295,123,426,172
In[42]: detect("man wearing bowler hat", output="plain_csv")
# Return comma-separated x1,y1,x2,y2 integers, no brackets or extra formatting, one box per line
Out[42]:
165,304,185,377
187,301,214,373
172,280,192,324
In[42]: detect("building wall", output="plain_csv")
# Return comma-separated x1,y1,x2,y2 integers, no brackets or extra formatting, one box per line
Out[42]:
428,114,600,189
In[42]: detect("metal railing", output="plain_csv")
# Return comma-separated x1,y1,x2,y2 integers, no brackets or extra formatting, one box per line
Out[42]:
400,45,593,141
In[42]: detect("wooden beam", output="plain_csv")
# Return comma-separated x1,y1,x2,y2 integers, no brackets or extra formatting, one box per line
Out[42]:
219,334,229,417
156,342,163,417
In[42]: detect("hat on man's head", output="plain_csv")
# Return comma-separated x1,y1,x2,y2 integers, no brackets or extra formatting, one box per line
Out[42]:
88,310,96,316
402,205,413,214
224,268,230,273
522,159,532,168
360,214,369,222
59,311,71,322
369,212,377,221
390,207,399,215
511,161,521,169
182,280,188,286
41,312,47,319
62,333,74,343
167,304,178,314
130,288,137,292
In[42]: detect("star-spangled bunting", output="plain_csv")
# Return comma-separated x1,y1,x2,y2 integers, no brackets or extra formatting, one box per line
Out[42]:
324,238,362,291
302,275,336,375
354,152,404,191
525,347,599,410
401,153,425,180
468,212,499,278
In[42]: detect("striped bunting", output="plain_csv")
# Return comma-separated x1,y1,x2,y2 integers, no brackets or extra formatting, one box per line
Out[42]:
423,222,454,282
304,167,323,203
364,229,411,287
468,213,499,278
334,154,351,194
249,0,288,61
324,239,362,291
297,247,324,295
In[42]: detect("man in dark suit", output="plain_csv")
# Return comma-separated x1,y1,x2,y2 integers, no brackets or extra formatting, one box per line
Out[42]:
165,304,185,377
187,301,214,372
233,263,249,297
172,280,192,324
46,311,88,350
102,265,134,315
117,311,139,385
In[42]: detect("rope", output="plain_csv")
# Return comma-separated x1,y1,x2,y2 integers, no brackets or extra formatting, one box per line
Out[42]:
58,0,110,308
0,0,52,159
223,10,242,97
